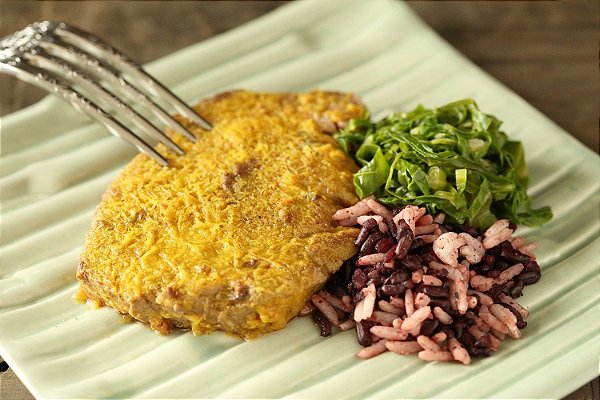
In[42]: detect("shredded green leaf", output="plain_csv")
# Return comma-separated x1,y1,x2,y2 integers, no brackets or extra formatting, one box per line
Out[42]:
335,99,552,229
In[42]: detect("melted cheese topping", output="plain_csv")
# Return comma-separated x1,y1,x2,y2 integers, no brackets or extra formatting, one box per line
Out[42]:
78,90,365,338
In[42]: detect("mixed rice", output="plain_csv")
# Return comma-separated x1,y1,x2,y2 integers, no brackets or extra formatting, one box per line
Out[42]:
304,196,541,365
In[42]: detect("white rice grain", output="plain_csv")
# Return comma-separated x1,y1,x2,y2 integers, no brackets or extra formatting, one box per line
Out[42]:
357,215,383,226
468,289,494,306
367,199,394,221
311,294,340,325
458,232,485,264
318,291,353,312
470,275,495,292
490,328,506,340
458,262,470,281
404,288,415,317
489,303,521,339
468,325,486,340
487,333,503,351
454,278,468,315
498,293,529,318
482,219,513,249
389,296,405,309
519,242,538,257
431,332,448,343
414,293,431,309
433,232,466,267
393,205,426,234
298,304,314,316
418,350,454,362
423,275,443,287
479,305,509,335
432,213,446,224
370,311,399,326
429,261,463,281
416,214,434,226
401,306,431,332
433,306,454,325
417,234,439,244
356,253,387,266
356,339,388,359
412,269,424,283
370,326,408,341
378,300,403,315
415,224,439,236
354,283,376,322
511,236,525,249
332,196,374,225
386,340,422,355
467,295,478,309
448,337,471,365
495,263,525,285
449,279,458,311
417,335,441,352
468,312,488,331
339,319,356,331
379,222,389,233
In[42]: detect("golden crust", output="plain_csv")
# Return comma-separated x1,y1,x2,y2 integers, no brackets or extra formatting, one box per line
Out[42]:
78,90,365,339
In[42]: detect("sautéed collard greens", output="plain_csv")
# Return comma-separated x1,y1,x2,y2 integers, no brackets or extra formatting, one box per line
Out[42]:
335,99,552,229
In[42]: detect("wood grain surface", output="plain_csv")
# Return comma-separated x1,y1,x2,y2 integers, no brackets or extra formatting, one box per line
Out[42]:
0,1,598,400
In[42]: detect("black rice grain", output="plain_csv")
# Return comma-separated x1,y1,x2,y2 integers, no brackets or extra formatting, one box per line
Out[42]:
495,260,510,271
367,269,380,280
482,254,495,266
401,254,423,271
401,279,415,289
387,270,409,285
525,261,541,273
509,280,524,298
429,298,451,310
387,220,398,237
369,276,385,287
409,237,429,250
356,320,374,346
459,224,479,237
359,231,385,256
312,309,332,337
376,237,395,253
420,319,439,336
381,284,404,297
423,285,449,298
395,233,413,260
500,246,531,264
355,218,378,247
420,247,439,264
351,269,368,291
518,271,541,285
486,269,501,279
453,319,468,339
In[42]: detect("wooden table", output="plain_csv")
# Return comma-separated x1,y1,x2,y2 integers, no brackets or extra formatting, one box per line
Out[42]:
0,1,598,399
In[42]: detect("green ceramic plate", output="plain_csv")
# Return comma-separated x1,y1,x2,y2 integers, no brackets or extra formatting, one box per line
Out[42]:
1,1,598,398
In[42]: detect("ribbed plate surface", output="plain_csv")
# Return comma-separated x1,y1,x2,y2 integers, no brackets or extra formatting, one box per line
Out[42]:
1,1,598,398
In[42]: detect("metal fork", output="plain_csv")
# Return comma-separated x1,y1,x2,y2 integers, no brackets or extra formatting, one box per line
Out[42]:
0,21,212,166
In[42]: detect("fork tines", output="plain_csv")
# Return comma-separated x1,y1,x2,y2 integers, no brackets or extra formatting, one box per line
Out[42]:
0,21,212,166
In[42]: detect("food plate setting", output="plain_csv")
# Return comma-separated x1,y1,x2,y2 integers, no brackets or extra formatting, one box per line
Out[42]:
1,0,598,398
